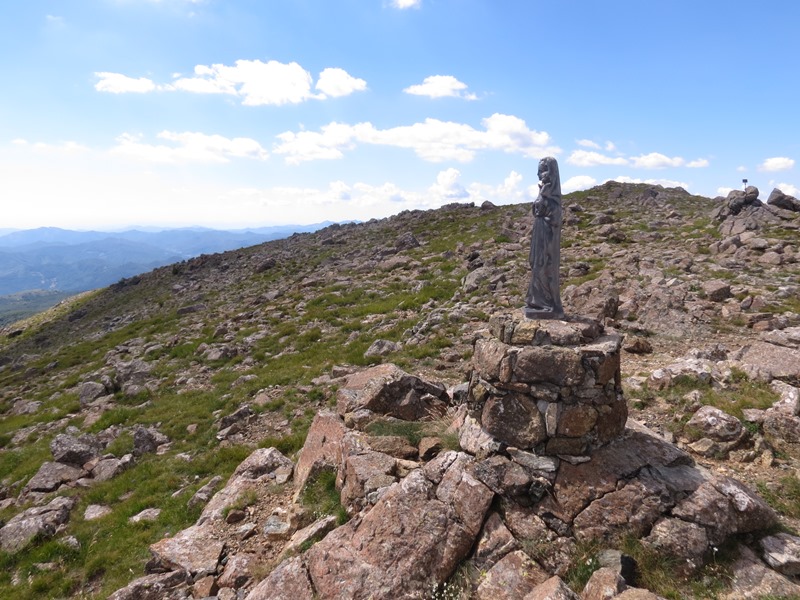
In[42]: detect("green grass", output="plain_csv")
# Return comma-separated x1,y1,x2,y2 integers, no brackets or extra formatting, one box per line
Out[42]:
756,476,800,519
299,467,348,525
0,444,251,599
365,416,460,450
646,372,779,422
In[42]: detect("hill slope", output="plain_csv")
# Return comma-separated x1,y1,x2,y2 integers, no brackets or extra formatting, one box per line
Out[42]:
0,182,799,598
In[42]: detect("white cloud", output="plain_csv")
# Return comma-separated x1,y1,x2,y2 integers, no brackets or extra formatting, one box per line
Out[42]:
737,166,747,173
11,139,89,154
95,72,157,93
614,176,688,189
315,67,367,97
170,60,322,105
391,0,421,8
567,150,628,167
274,122,366,165
629,153,684,169
576,139,600,149
429,168,469,202
45,14,65,27
759,156,795,172
775,182,799,196
717,187,733,196
404,75,477,100
605,141,616,152
562,175,598,193
274,114,557,164
100,60,367,105
686,158,709,168
110,131,268,164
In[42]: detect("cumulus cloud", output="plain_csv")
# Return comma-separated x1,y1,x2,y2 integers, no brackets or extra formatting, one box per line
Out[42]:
562,175,598,193
717,187,733,197
736,166,747,173
274,114,557,164
98,60,367,105
391,0,421,8
170,60,322,105
110,131,268,164
686,158,709,168
629,153,684,169
404,75,477,100
315,67,367,97
576,139,600,149
776,182,799,196
759,156,795,172
567,150,628,167
95,72,157,93
429,168,469,202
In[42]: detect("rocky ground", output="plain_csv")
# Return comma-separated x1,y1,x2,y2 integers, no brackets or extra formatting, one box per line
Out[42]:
0,182,799,599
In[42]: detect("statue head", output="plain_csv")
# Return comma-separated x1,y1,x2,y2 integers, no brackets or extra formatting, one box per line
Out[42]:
537,156,561,201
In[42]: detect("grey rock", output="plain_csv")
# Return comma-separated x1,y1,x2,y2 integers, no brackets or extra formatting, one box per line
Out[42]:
188,475,224,509
84,504,112,521
767,188,800,212
702,279,732,302
723,544,800,599
50,433,100,466
760,532,800,576
25,461,85,493
0,496,76,552
79,381,107,406
133,426,170,456
363,339,401,358
107,571,189,600
148,523,223,577
91,456,131,482
336,363,448,421
129,508,161,524
686,406,743,442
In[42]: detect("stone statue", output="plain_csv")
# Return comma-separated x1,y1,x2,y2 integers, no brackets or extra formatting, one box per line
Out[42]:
524,156,564,319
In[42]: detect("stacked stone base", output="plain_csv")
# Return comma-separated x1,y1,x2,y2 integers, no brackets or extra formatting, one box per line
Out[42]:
469,311,627,456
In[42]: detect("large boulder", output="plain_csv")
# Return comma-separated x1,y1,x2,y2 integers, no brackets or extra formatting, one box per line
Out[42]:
24,461,86,493
733,341,800,382
294,411,347,493
766,188,800,212
148,524,224,577
0,496,76,552
336,364,448,421
50,433,101,466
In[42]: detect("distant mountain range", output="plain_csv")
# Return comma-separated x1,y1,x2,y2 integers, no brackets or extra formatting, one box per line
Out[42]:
0,223,333,298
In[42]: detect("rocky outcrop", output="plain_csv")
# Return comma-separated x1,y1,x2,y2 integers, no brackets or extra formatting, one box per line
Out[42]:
259,452,493,599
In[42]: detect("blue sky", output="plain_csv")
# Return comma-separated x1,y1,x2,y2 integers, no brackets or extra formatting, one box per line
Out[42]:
1,0,798,230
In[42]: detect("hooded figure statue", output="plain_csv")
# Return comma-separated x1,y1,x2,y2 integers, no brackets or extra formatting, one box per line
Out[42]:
524,156,564,319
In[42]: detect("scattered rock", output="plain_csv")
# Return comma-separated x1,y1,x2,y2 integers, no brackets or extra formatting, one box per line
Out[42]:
0,496,76,552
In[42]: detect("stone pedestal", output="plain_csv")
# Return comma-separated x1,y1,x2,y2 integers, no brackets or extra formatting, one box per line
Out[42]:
468,312,626,456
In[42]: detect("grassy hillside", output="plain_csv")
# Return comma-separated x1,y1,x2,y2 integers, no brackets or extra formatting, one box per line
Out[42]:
0,182,798,598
